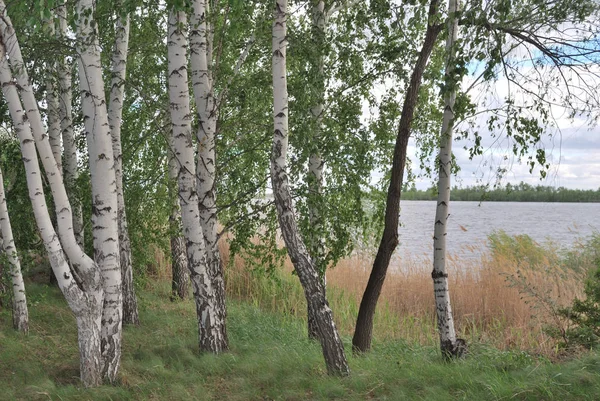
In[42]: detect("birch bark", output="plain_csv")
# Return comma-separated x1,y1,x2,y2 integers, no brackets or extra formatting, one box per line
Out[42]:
168,10,226,352
0,166,29,332
189,0,228,348
0,9,104,384
306,0,327,340
76,0,122,381
168,135,189,300
107,10,139,326
56,3,84,248
272,0,349,376
432,0,464,358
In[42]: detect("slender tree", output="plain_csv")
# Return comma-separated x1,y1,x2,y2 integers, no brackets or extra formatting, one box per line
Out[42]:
431,0,464,359
352,0,443,353
0,165,28,332
107,7,139,325
189,0,227,346
56,2,84,248
271,0,349,376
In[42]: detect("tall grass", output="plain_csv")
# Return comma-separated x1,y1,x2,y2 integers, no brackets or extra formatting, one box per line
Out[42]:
220,231,597,355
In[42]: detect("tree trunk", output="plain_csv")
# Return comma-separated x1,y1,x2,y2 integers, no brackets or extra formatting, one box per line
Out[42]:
167,10,227,353
189,0,228,348
57,2,84,248
0,10,104,385
432,0,464,359
352,0,442,354
272,0,349,376
168,136,189,300
306,0,327,341
107,10,139,326
0,166,29,332
76,0,123,382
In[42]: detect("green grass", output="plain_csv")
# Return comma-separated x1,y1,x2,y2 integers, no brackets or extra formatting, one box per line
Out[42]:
1,282,600,400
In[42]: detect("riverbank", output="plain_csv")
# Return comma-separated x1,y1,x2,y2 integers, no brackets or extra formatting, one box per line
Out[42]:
1,282,599,400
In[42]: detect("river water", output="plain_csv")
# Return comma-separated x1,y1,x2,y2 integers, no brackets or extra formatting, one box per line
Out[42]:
394,201,600,261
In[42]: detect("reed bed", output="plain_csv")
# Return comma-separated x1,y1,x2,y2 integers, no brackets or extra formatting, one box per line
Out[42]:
221,231,596,356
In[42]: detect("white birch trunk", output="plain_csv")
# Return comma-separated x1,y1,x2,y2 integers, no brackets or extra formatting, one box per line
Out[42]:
76,0,122,381
57,3,84,248
432,0,464,359
168,136,190,300
44,17,63,175
189,0,228,347
306,0,327,340
0,10,104,384
168,10,226,352
271,0,349,376
107,11,139,326
0,166,29,332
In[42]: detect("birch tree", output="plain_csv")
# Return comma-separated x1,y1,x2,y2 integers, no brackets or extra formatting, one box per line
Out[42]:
76,0,123,381
0,2,105,386
271,0,349,376
189,0,227,344
56,2,84,248
0,166,28,332
431,0,464,359
107,7,139,325
167,9,227,352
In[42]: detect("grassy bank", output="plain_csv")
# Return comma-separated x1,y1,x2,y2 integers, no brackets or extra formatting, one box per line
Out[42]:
1,282,600,400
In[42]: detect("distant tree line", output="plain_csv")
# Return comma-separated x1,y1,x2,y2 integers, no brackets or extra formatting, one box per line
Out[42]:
402,182,600,202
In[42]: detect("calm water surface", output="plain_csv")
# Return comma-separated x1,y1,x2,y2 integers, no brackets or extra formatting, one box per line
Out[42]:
395,201,600,261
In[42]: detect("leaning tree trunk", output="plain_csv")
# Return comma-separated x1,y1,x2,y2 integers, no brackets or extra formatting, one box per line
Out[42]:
167,10,227,353
306,0,328,341
189,0,228,347
352,0,442,353
168,135,189,300
0,166,29,332
57,2,84,248
271,0,349,376
0,7,104,385
107,10,139,326
76,0,123,382
432,0,464,359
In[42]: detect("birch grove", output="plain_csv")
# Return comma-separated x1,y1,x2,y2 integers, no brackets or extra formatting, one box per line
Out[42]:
0,166,28,333
271,0,349,376
107,9,139,326
0,2,105,386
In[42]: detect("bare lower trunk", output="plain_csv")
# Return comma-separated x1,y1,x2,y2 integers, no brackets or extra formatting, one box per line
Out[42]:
170,231,189,299
76,308,103,387
108,11,139,326
168,10,227,353
0,166,29,332
352,0,442,353
272,0,349,376
168,136,189,300
190,0,228,346
76,0,122,381
432,0,464,359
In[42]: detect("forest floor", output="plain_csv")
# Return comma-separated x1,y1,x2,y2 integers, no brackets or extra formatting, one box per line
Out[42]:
1,282,600,401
